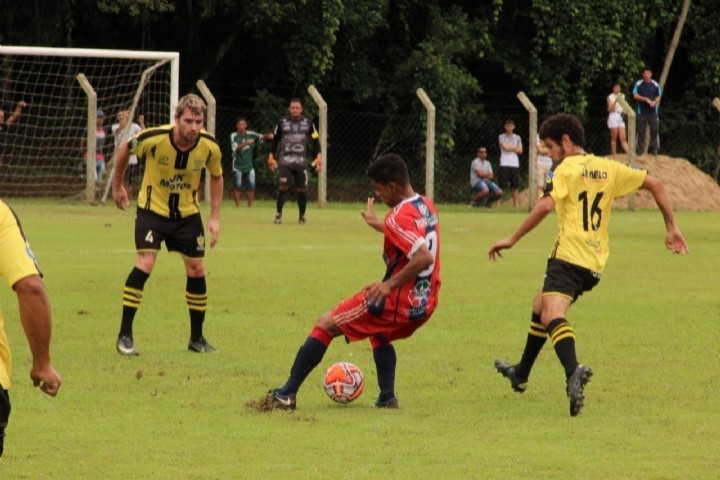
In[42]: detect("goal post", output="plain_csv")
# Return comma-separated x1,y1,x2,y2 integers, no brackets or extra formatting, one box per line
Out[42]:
0,46,179,202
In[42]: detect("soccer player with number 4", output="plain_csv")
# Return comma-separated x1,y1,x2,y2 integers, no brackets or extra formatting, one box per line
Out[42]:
259,154,441,411
489,113,688,417
111,94,223,356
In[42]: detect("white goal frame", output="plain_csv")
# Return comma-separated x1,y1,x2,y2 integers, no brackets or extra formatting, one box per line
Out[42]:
0,45,179,203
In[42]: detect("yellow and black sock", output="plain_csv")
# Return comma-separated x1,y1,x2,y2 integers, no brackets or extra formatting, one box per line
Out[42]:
186,276,207,341
546,317,578,379
119,267,149,337
516,312,547,379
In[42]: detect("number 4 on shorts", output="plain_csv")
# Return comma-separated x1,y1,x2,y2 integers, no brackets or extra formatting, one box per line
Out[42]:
145,230,154,243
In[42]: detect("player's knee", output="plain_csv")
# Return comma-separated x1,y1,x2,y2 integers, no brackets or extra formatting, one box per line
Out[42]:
135,253,156,273
315,312,341,337
185,262,205,277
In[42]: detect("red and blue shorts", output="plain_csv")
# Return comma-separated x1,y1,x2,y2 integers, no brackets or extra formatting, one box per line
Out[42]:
332,291,431,346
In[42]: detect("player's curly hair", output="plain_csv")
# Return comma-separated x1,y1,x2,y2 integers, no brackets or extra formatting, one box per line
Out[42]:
176,93,207,118
367,154,410,186
539,113,585,147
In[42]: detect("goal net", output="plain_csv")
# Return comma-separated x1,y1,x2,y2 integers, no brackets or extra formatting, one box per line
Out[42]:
0,46,178,201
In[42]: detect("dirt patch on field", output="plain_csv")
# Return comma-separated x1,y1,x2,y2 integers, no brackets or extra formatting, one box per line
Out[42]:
510,153,720,211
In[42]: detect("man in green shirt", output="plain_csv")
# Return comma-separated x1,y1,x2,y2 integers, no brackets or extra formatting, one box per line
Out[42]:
230,118,272,207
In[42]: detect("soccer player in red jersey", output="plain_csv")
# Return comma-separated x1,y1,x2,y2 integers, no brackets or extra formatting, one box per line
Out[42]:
261,153,441,410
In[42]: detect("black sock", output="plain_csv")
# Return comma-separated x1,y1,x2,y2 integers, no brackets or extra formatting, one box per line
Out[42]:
119,267,150,338
515,312,548,379
298,191,307,218
373,344,397,401
186,276,207,341
0,388,10,458
278,337,329,395
276,190,286,215
546,317,578,379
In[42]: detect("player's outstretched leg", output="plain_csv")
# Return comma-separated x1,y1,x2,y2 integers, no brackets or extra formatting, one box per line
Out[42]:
259,390,297,411
252,326,333,411
372,342,399,408
514,312,548,380
494,358,528,393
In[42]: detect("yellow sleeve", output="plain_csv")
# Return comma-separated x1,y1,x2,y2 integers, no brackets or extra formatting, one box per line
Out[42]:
206,141,223,177
549,168,569,203
612,162,647,198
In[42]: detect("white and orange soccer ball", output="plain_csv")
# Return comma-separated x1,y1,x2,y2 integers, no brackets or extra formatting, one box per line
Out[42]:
323,362,364,404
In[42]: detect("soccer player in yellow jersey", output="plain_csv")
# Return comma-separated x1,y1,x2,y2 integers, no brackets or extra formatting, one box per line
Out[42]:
0,200,61,458
488,113,688,416
112,94,223,355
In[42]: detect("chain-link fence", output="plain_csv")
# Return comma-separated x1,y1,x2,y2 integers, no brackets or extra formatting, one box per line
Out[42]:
212,92,720,205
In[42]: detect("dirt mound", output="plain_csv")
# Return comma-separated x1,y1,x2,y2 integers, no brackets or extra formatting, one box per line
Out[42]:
510,153,720,211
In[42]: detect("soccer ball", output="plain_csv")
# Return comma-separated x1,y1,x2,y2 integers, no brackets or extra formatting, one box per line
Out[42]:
323,362,364,404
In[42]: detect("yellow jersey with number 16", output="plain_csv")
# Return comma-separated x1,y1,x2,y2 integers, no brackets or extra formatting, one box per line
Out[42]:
547,154,647,274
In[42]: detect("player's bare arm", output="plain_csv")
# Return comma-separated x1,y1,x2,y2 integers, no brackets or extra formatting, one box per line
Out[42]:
111,142,131,210
363,243,433,306
15,275,62,397
488,195,554,261
642,175,689,255
207,173,223,248
360,197,384,232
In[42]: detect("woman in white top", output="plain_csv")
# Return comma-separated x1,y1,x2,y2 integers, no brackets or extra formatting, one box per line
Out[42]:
607,83,629,157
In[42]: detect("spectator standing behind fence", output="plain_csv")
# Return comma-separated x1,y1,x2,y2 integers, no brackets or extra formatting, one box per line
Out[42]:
267,98,322,225
469,146,502,207
0,101,28,167
607,84,629,157
80,110,108,183
112,110,145,200
536,134,553,199
632,67,662,155
230,118,273,208
498,119,522,208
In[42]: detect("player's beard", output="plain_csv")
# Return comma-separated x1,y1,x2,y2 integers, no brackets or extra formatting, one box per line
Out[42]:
177,128,198,147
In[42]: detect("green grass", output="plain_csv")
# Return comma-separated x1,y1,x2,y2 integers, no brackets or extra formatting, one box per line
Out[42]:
1,199,718,479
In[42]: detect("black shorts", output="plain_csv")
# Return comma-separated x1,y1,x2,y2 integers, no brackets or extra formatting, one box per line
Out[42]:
542,258,601,303
498,166,521,189
279,164,308,190
134,208,206,258
0,387,10,457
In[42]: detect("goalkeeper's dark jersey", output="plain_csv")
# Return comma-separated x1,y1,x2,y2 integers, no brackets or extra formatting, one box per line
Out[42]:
128,125,222,219
270,115,320,168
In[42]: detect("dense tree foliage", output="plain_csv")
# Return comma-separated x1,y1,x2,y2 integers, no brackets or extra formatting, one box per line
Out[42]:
1,0,718,170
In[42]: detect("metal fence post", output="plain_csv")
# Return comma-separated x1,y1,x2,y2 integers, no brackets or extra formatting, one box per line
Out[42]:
76,73,98,204
308,85,328,208
196,80,216,204
618,96,637,210
416,88,435,201
517,92,537,210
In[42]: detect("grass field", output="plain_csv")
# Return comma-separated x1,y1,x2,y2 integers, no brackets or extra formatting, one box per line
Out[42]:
0,199,718,479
